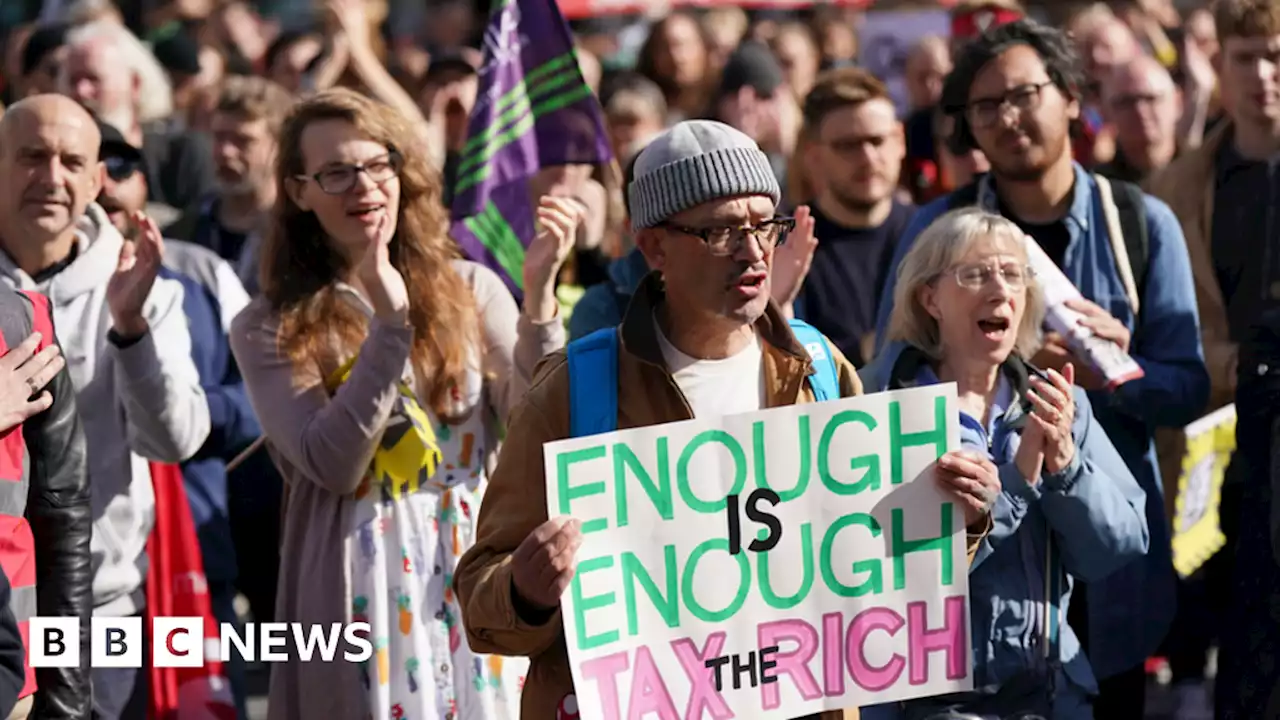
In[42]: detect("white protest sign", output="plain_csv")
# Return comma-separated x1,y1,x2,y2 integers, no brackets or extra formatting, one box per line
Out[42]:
544,383,972,719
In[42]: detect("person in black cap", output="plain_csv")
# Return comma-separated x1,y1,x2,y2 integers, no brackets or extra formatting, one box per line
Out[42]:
17,23,68,98
712,40,795,187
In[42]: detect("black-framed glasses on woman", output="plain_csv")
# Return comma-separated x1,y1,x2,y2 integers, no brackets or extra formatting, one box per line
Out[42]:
964,81,1055,129
296,150,404,195
658,216,796,256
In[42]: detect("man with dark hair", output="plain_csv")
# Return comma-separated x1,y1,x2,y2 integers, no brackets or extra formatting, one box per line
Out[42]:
599,72,667,161
874,18,1209,719
791,66,913,367
1150,1,1280,716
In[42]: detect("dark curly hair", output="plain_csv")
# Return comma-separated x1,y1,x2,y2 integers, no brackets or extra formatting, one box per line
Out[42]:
940,18,1084,155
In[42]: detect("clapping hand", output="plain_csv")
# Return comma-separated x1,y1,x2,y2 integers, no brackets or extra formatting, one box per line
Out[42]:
357,213,409,324
106,212,163,338
1016,364,1078,482
771,204,818,314
523,195,585,323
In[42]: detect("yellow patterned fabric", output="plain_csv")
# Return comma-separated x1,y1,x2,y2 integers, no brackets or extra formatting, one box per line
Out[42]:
326,355,444,498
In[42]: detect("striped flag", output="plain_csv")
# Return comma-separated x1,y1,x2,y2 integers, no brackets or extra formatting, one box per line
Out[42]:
449,0,612,299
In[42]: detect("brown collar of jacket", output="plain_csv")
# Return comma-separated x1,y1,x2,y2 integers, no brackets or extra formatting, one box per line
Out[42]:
612,270,845,416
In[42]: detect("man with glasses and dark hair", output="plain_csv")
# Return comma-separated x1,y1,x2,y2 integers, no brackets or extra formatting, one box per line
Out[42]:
872,18,1208,720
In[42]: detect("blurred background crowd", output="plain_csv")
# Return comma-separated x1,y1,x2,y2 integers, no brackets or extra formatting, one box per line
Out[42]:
0,0,1247,718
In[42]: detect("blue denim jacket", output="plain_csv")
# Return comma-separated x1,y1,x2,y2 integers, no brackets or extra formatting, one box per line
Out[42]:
872,165,1209,677
858,345,1149,719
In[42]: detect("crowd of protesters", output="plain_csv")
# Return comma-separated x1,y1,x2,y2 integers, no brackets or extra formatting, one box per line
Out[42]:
0,0,1273,719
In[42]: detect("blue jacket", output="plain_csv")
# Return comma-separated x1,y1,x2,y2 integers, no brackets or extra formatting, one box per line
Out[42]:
567,247,650,341
871,165,1208,677
859,343,1148,718
160,241,260,583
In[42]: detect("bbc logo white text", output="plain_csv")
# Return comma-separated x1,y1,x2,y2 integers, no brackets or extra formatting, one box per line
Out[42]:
28,618,373,668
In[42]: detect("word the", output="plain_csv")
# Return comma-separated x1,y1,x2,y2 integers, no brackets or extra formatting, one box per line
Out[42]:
705,644,780,691
29,618,373,668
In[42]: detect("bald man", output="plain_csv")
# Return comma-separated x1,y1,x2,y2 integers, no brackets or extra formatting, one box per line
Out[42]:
1098,55,1182,183
904,35,951,112
1080,18,1144,96
0,95,211,720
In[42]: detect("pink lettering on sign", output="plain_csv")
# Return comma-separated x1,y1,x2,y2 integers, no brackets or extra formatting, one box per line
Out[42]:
822,612,844,696
757,619,822,709
671,633,733,719
908,596,968,684
846,607,906,692
579,651,629,720
627,646,678,720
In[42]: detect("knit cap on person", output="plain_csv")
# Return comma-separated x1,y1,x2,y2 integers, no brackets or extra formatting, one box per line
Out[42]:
627,120,781,230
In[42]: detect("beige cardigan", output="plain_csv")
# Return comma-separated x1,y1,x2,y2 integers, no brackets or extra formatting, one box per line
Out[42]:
228,260,564,720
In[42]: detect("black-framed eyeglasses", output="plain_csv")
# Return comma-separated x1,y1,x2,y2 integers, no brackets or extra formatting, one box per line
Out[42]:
658,216,796,256
964,81,1055,129
296,150,404,195
103,155,142,182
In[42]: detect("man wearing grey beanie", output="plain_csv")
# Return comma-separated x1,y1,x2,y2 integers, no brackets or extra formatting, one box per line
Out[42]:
457,120,989,719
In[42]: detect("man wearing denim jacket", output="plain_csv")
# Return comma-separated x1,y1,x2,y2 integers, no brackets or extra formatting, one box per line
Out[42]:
871,20,1209,720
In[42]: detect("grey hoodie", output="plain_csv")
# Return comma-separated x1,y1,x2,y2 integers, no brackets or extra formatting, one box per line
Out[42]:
0,204,211,615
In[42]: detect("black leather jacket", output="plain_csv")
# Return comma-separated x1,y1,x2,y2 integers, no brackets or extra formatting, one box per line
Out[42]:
2,292,92,718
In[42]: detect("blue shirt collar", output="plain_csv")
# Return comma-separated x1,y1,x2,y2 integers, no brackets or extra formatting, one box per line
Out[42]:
975,161,1094,234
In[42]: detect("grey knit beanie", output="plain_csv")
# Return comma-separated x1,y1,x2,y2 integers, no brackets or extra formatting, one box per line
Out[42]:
627,120,781,229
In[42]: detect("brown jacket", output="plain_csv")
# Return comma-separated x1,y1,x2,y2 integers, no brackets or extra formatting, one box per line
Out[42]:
1147,121,1234,519
454,273,985,720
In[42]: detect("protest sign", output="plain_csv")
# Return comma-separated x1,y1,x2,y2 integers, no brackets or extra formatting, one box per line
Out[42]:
1171,404,1236,578
544,384,972,719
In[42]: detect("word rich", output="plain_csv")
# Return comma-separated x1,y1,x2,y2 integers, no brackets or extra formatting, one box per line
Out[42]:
28,618,373,668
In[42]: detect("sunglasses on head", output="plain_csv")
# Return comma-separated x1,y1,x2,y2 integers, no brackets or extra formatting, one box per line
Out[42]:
104,155,142,182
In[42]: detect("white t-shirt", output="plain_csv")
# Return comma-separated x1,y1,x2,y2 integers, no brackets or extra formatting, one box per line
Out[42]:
655,319,767,418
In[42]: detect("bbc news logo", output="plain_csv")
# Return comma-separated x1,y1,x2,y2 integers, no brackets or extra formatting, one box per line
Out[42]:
28,618,373,668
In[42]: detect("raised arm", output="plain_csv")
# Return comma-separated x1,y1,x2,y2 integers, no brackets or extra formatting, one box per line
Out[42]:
229,303,411,496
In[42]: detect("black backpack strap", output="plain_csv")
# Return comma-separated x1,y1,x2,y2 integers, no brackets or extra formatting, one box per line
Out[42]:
1106,178,1150,304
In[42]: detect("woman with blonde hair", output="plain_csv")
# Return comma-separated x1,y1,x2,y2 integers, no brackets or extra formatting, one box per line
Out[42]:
230,88,576,720
859,208,1148,720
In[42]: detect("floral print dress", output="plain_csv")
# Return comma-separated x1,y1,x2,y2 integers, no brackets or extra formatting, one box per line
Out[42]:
333,351,528,720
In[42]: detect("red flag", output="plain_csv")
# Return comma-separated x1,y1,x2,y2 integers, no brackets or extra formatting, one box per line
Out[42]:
145,462,237,720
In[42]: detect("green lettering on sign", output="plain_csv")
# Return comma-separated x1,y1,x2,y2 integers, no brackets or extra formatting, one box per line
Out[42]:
820,512,883,597
682,538,750,622
570,555,619,651
556,445,609,534
759,523,814,609
622,547,679,636
752,416,811,501
676,430,746,514
613,439,674,527
890,396,948,486
891,505,954,589
818,410,881,495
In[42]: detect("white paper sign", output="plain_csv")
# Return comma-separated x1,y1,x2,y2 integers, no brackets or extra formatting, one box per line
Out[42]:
1023,237,1145,388
544,384,972,719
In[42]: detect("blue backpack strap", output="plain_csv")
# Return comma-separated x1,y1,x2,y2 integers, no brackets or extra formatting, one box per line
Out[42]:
566,328,620,438
787,319,839,402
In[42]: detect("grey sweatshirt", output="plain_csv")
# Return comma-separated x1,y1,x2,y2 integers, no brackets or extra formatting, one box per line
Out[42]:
0,204,211,615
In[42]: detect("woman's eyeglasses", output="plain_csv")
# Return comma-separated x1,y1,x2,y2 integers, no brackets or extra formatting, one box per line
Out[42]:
945,262,1034,290
297,150,404,195
658,217,796,256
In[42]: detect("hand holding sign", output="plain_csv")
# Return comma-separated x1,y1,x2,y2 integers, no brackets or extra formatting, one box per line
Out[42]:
512,516,583,612
935,451,1000,529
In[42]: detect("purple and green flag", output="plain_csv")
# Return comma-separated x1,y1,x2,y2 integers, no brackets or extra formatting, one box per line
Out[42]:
449,0,613,299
